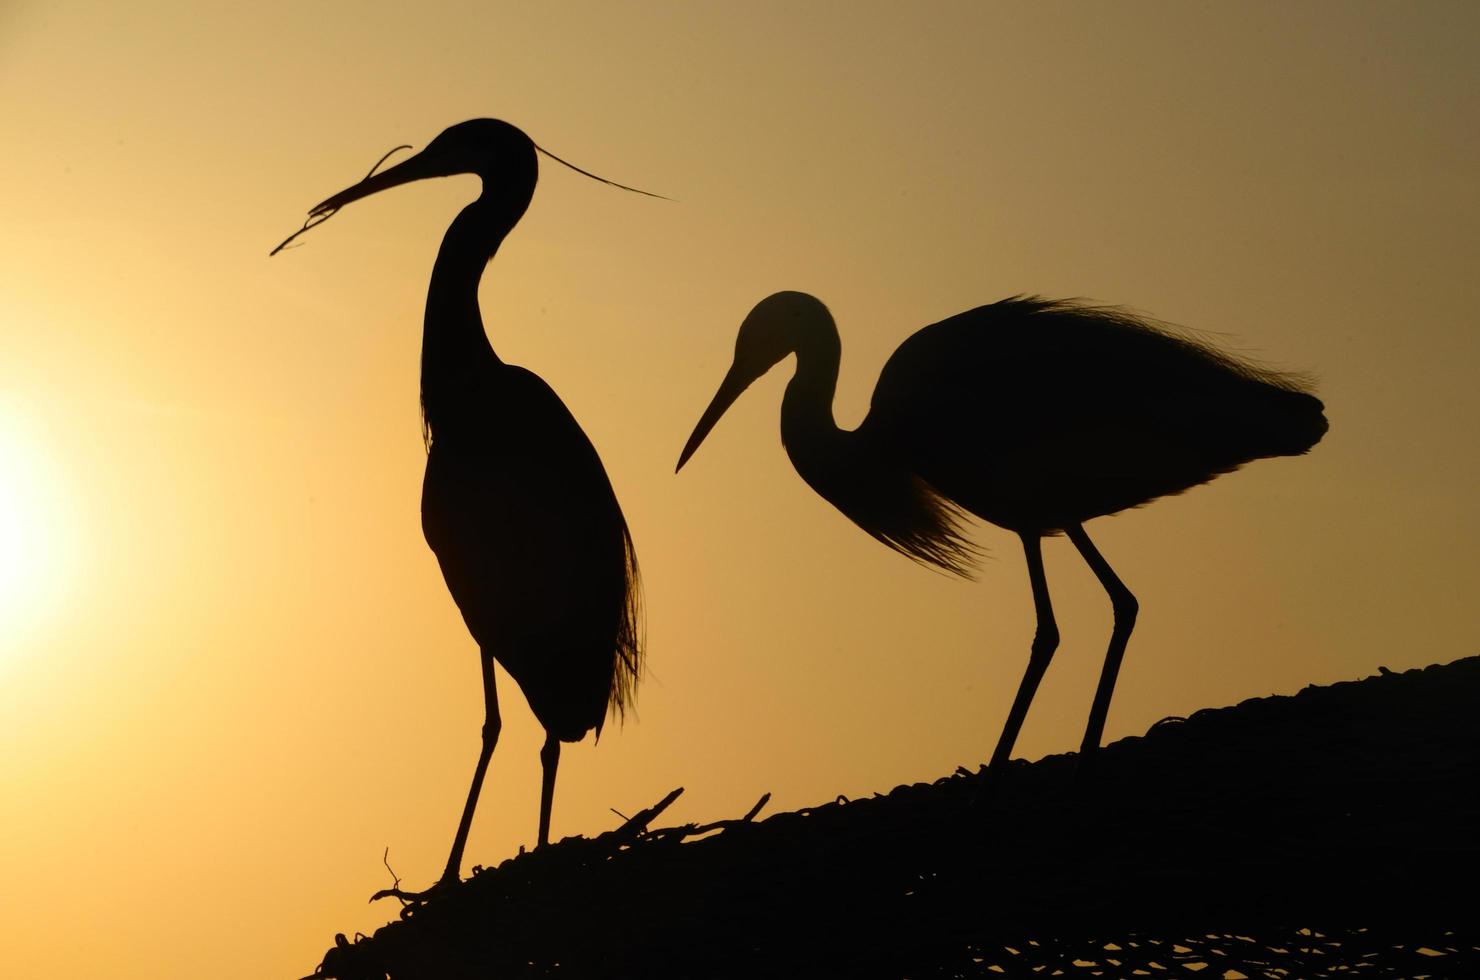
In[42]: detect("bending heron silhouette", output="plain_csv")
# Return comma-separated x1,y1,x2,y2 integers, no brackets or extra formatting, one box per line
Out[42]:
677,292,1325,779
275,119,645,885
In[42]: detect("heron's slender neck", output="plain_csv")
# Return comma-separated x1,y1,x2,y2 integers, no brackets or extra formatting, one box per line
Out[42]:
780,320,846,479
421,180,532,436
777,314,947,559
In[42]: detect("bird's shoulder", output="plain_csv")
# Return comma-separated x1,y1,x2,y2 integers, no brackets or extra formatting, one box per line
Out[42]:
494,363,574,409
484,365,592,439
865,298,1077,422
429,365,605,466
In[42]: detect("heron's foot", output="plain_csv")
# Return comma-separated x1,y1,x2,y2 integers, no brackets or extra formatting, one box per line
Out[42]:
369,874,459,905
966,759,1011,812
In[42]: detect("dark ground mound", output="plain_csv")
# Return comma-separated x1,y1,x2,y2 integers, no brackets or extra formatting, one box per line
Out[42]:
308,658,1480,979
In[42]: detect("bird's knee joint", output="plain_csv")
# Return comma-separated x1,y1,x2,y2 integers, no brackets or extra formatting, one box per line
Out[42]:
1031,625,1060,660
1113,592,1139,626
481,718,502,743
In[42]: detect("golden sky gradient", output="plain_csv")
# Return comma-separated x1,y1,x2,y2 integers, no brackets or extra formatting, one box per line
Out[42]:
2,2,1477,977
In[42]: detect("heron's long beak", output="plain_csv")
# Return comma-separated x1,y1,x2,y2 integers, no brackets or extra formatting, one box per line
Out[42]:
676,362,755,472
270,145,439,256
308,148,442,216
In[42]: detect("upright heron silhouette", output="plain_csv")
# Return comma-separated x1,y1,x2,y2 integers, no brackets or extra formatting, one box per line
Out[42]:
677,292,1325,777
275,120,645,884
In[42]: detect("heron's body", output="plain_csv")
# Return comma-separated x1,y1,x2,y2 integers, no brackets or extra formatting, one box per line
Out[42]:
421,363,639,743
416,163,639,746
679,291,1324,777
282,119,641,885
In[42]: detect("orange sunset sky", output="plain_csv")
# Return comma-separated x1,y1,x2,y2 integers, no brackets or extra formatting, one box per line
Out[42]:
2,3,1477,977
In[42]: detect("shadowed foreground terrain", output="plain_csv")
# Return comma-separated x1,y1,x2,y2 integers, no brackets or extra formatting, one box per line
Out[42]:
307,658,1480,979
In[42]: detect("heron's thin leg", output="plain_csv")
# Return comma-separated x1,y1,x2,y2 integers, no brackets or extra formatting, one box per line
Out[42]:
441,653,501,885
537,733,561,848
1065,523,1138,764
988,533,1060,774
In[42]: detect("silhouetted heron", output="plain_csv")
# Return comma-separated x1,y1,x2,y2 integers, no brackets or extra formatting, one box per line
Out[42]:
276,119,645,884
678,292,1325,777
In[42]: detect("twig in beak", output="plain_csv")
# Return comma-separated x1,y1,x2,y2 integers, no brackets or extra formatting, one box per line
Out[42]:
268,144,415,256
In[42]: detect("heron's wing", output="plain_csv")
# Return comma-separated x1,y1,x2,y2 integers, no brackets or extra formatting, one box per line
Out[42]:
861,298,1325,527
422,366,642,736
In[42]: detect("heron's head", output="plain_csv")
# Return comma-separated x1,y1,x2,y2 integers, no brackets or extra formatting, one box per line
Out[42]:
676,291,834,472
307,118,537,218
271,119,664,256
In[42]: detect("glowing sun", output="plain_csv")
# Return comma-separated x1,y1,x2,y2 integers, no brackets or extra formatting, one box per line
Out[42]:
0,409,77,643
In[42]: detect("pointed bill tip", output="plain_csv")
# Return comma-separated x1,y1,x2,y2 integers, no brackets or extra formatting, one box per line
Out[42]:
675,363,753,476
677,417,713,473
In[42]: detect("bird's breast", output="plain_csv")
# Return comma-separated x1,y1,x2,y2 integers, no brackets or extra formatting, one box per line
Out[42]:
418,435,629,652
420,439,556,565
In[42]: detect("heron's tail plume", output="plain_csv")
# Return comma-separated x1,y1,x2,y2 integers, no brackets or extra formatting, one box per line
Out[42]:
1261,389,1328,457
602,522,645,734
